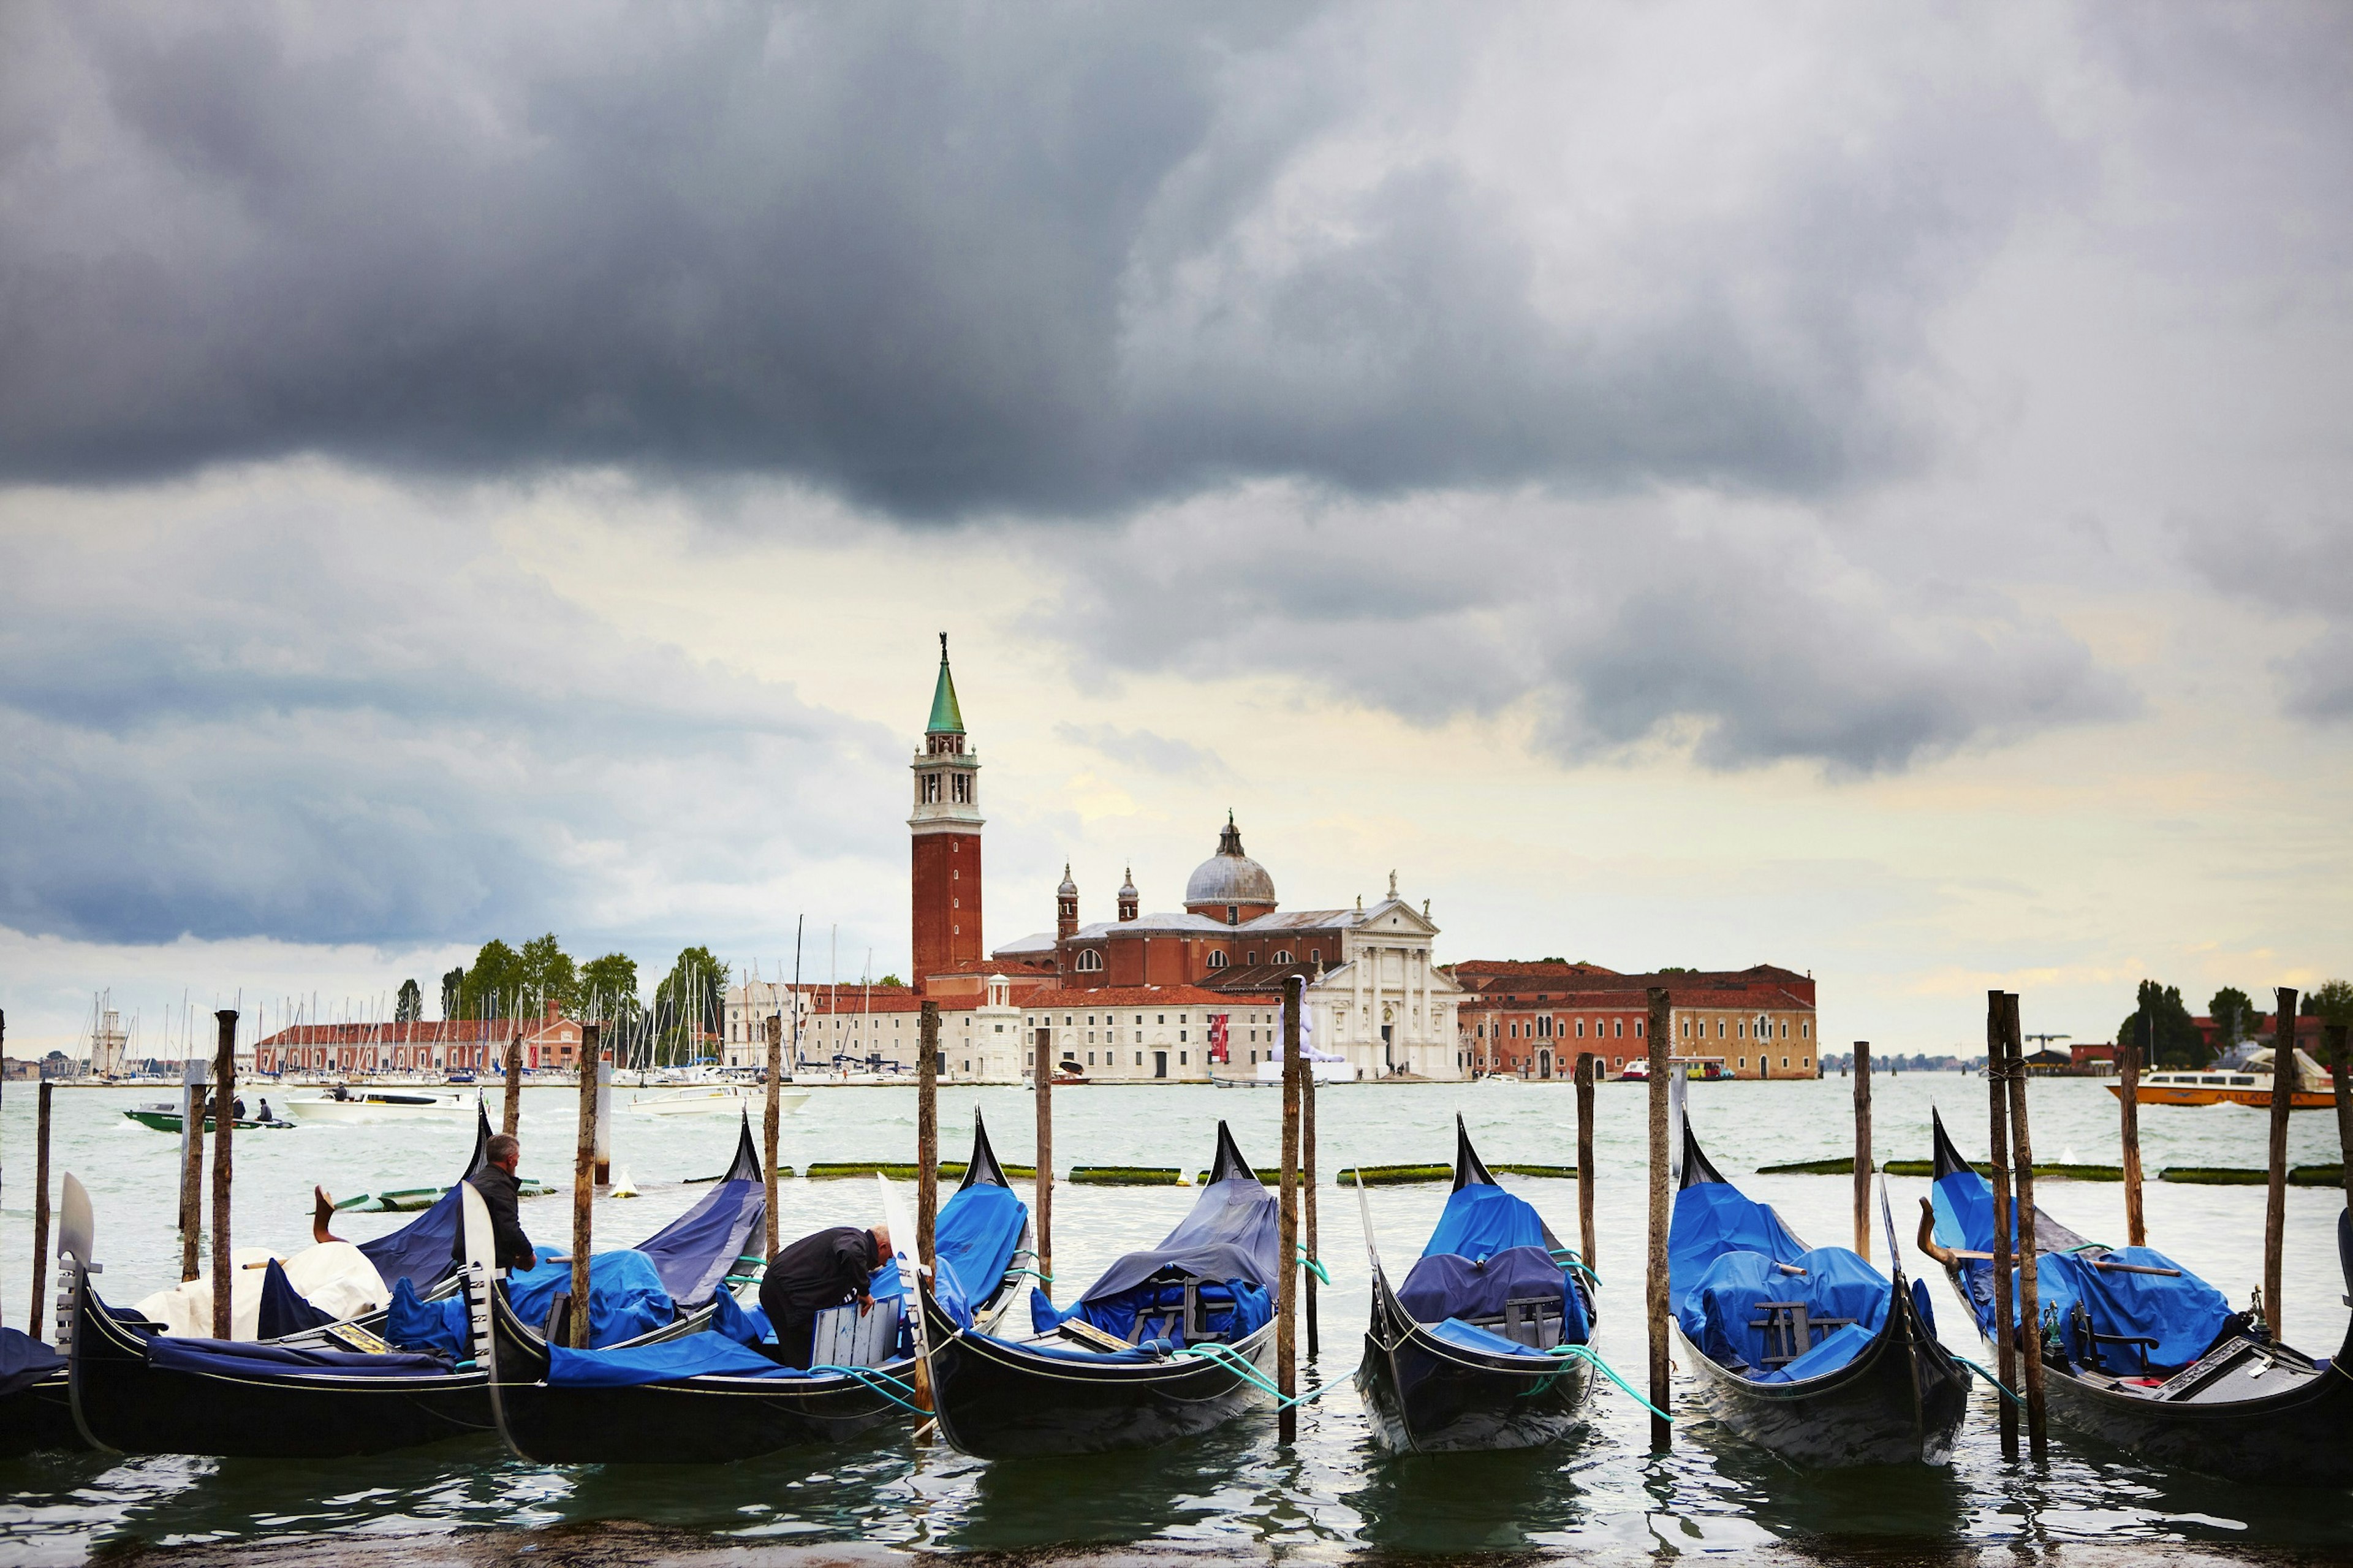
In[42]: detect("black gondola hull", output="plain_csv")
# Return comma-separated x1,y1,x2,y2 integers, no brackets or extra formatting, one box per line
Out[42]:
1680,1269,1969,1467
1355,1280,1594,1453
0,1374,81,1458
920,1287,1274,1458
486,1286,911,1464
66,1272,491,1458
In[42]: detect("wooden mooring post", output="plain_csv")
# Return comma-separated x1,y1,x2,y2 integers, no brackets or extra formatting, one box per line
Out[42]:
179,1055,208,1281
1987,991,2018,1460
1575,1053,1597,1278
29,1080,53,1339
2327,1022,2351,1213
2263,986,2298,1341
917,1002,939,1265
1852,1041,1873,1261
210,1009,237,1339
2121,1011,2147,1247
1302,1020,1319,1362
1034,1018,1054,1303
2001,993,2048,1458
763,1013,784,1260
1645,987,1672,1453
1277,974,1303,1445
502,1028,523,1138
570,1025,601,1348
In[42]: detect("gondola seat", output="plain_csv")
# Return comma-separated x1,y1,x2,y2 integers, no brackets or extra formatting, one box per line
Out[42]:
1677,1246,1889,1382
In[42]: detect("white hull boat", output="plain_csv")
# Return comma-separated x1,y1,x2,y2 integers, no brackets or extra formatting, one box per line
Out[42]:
627,1085,805,1118
283,1089,479,1123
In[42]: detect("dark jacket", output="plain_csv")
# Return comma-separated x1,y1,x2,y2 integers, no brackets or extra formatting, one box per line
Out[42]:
759,1225,879,1328
454,1164,538,1273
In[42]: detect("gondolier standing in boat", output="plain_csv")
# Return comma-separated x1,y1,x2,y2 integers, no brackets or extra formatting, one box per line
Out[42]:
759,1224,893,1368
458,1134,539,1273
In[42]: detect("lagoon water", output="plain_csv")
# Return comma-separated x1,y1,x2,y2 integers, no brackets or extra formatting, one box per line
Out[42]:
1,1074,2347,1562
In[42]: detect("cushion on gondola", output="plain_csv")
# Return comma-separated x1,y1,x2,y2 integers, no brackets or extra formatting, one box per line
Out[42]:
1398,1246,1580,1331
256,1259,338,1339
711,1286,774,1344
1429,1317,1551,1358
546,1334,812,1386
1677,1246,1888,1379
1030,1275,1271,1347
387,1277,464,1357
1759,1320,1875,1383
984,1332,1162,1363
1421,1184,1550,1262
1669,1181,1808,1303
146,1335,448,1377
0,1326,64,1396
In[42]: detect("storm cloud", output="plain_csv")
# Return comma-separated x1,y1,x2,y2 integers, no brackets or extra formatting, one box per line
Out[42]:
2,1,2077,512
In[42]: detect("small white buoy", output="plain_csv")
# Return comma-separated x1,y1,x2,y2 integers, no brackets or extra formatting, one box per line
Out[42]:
609,1166,639,1198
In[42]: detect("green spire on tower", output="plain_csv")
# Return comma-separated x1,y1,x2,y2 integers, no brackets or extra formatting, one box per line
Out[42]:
926,632,964,735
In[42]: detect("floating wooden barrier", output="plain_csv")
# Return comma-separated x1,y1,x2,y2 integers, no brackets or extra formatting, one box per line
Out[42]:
2161,1164,2343,1187
1070,1165,1183,1186
801,1159,1036,1181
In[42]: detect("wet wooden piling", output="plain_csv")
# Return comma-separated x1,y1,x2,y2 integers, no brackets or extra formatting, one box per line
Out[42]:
2120,1012,2147,1246
2327,1022,2351,1211
1575,1052,1597,1277
1034,1018,1054,1302
179,1055,207,1281
502,1028,523,1138
2000,993,2048,1458
1302,1025,1319,1361
1852,1041,1873,1261
1645,987,1672,1453
29,1080,52,1339
1987,991,2018,1460
210,1009,237,1339
570,1025,601,1348
2263,986,2298,1340
1278,974,1303,1445
917,1002,939,1265
763,1014,784,1260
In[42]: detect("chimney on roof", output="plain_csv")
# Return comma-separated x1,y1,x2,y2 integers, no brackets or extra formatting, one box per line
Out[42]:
544,998,559,1024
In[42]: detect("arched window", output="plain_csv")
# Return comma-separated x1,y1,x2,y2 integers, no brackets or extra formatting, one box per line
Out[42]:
1273,949,1293,964
1075,950,1104,972
1207,951,1228,969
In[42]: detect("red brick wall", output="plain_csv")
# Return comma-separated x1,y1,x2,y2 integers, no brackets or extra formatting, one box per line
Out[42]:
912,831,983,989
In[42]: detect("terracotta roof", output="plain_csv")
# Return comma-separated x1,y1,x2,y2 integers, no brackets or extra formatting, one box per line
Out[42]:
1017,985,1279,1009
1459,985,1814,1012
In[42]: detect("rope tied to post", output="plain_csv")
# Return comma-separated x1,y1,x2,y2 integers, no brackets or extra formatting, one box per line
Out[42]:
1518,1343,1673,1422
1172,1341,1341,1411
808,1363,929,1415
1295,1246,1329,1286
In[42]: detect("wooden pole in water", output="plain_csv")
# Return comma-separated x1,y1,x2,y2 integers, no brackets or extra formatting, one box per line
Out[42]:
2327,1023,2351,1213
29,1080,52,1339
763,1013,784,1260
2001,993,2048,1458
2120,1010,2147,1248
1575,1052,1597,1278
1987,990,2018,1460
593,1047,612,1188
210,1009,237,1339
1645,986,1672,1453
180,1054,207,1281
1302,1015,1319,1362
1034,1018,1053,1302
570,1025,600,1348
917,1002,939,1266
1277,974,1303,1445
1852,1041,1873,1261
2262,985,2298,1341
502,1027,523,1138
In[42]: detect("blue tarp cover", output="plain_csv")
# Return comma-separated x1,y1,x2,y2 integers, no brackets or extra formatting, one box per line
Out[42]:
933,1182,1025,1314
356,1181,468,1296
147,1334,448,1379
256,1259,337,1340
1422,1183,1551,1262
0,1325,64,1396
547,1333,806,1387
388,1247,674,1355
1398,1246,1591,1346
1431,1317,1550,1358
988,1327,1164,1363
637,1176,765,1309
1675,1246,1889,1381
1025,1176,1278,1350
1669,1180,1809,1305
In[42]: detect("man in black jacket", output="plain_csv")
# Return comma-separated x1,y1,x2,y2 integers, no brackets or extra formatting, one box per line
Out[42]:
759,1224,893,1368
455,1133,539,1274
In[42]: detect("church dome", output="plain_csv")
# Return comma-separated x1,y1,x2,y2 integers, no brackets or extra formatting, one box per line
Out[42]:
1184,814,1276,910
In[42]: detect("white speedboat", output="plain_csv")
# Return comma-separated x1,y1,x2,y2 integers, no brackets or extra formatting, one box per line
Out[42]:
282,1088,479,1123
627,1085,807,1118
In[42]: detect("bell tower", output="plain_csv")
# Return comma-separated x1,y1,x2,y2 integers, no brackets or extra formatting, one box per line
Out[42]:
909,634,983,993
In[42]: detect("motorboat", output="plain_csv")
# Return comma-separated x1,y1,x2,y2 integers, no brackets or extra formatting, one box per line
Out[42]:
627,1085,803,1118
2109,1048,2338,1110
282,1088,479,1123
123,1104,295,1134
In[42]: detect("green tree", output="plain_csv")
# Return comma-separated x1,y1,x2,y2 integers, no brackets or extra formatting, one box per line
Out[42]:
579,952,640,1022
2116,979,2206,1068
459,938,525,1021
876,973,904,989
518,933,578,1017
2301,979,2353,1025
2206,987,2257,1049
394,979,423,1023
654,946,728,1064
440,967,465,1020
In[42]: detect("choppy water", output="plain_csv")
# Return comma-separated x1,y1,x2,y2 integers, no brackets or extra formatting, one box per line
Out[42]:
1,1075,2346,1562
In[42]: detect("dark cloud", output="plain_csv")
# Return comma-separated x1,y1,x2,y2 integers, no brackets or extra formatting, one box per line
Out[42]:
2181,516,2353,722
0,479,890,945
1045,490,2138,775
1,1,2074,513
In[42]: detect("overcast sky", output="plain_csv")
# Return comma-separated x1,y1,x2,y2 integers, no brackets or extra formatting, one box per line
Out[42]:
3,1,2348,1057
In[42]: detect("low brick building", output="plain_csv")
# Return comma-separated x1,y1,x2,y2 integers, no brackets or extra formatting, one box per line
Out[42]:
254,1002,585,1075
1452,960,1820,1080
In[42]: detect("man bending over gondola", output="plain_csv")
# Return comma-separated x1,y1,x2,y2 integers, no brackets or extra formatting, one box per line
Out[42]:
759,1224,893,1369
453,1134,539,1273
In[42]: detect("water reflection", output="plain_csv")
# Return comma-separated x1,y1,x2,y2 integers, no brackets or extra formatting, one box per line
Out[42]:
1346,1438,1594,1551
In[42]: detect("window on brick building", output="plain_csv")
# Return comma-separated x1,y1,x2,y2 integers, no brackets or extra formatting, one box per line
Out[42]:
1273,949,1292,964
1076,950,1104,972
1207,951,1227,969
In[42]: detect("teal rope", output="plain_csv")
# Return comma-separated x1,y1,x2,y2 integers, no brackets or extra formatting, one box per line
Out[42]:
1296,1248,1330,1286
1008,1268,1055,1283
1172,1342,1341,1411
807,1363,929,1415
1537,1344,1673,1423
1953,1355,2027,1406
1548,1248,1604,1289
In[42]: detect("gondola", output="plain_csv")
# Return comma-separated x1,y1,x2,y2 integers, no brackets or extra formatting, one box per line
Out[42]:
915,1120,1280,1458
1926,1108,2353,1483
1356,1115,1600,1452
1672,1118,1968,1466
60,1113,772,1458
0,1327,75,1459
480,1110,1035,1464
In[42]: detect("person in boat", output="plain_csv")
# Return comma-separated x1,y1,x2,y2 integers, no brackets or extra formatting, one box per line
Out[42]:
758,1223,894,1369
453,1133,539,1273
232,1096,247,1121
257,1097,273,1123
331,1082,352,1102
